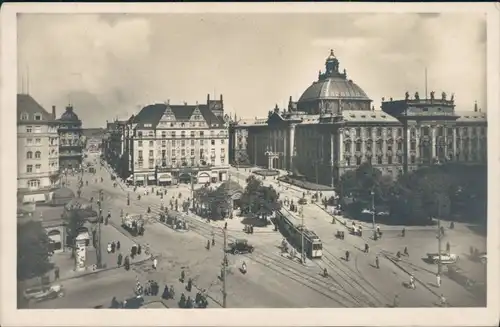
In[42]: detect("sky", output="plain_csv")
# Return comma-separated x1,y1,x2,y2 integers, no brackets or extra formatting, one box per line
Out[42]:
17,13,486,128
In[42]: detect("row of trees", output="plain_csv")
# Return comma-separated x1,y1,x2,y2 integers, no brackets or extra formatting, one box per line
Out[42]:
339,162,487,225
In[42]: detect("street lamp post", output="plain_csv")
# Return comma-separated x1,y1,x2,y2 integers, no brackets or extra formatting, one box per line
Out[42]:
299,205,305,264
437,196,442,275
370,190,376,229
97,190,103,268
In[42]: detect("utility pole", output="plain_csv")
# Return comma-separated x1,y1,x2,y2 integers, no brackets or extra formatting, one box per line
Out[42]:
437,195,442,275
222,227,228,308
371,189,376,229
97,190,103,268
300,205,305,264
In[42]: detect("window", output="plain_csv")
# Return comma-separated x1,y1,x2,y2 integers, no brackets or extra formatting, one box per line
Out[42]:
376,128,382,137
20,113,28,120
181,140,185,147
138,140,143,147
34,114,42,121
410,142,416,151
377,156,382,165
191,139,195,146
149,150,154,157
398,156,403,164
355,128,361,137
138,150,143,159
171,131,176,138
181,149,186,156
26,138,33,145
191,149,195,156
35,164,41,173
356,157,362,165
161,140,166,147
221,139,225,144
26,126,33,133
149,159,154,169
26,164,33,173
386,128,392,137
221,157,225,164
28,179,40,188
199,149,204,157
211,140,215,146
387,144,392,152
137,160,143,168
35,151,41,159
149,141,153,147
34,126,41,133
200,131,205,137
397,142,403,151
387,156,392,164
181,131,186,138
355,143,361,152
138,131,143,138
148,131,154,137
161,131,166,138
200,140,204,146
346,157,351,166
411,156,416,164
397,128,403,137
366,127,372,137
190,131,195,138
26,151,33,159
172,149,176,157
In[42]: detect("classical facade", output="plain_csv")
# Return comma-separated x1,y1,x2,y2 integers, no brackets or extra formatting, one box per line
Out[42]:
103,119,128,177
231,50,487,187
17,94,60,201
57,105,84,170
125,94,230,186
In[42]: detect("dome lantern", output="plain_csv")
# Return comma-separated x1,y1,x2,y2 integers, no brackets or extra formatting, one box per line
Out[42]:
325,49,339,74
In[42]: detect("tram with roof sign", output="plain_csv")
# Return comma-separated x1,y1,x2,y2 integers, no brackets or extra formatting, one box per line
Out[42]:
275,208,323,258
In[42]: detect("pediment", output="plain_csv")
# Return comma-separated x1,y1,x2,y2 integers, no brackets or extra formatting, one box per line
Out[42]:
266,112,285,125
160,106,175,122
190,107,204,121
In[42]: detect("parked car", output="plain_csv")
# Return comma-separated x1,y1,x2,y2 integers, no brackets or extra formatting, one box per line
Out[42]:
228,239,255,255
298,198,307,205
24,284,64,302
426,252,459,264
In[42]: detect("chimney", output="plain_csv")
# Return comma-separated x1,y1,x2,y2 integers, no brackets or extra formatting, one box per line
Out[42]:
289,96,292,103
52,105,56,119
220,94,223,102
207,93,210,103
474,101,478,112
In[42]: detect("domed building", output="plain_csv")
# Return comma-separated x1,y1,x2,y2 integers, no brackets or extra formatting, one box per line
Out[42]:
57,105,84,170
229,50,487,187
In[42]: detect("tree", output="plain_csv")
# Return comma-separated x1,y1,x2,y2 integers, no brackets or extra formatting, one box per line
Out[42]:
63,209,85,257
240,175,281,217
17,221,53,281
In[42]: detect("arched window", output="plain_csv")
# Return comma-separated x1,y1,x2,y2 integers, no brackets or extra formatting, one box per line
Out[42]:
26,151,33,159
35,151,41,159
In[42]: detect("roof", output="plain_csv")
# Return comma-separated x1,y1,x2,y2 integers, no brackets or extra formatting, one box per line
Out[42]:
217,180,244,195
17,94,54,122
133,103,224,129
234,118,268,127
341,110,400,123
59,106,80,122
82,128,106,137
299,77,371,103
455,111,487,123
53,187,75,199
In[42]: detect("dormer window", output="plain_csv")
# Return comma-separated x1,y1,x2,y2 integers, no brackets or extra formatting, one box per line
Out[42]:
34,114,42,121
20,112,29,120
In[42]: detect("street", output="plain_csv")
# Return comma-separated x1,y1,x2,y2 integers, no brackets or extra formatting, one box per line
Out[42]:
32,156,487,308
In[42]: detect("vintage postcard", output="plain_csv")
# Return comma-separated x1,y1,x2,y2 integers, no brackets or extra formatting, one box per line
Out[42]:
1,2,499,327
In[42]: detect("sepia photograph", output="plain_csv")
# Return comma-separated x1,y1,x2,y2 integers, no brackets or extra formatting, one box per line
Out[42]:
1,2,499,327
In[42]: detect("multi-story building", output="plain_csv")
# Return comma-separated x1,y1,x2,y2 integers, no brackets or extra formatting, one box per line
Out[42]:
82,128,106,154
17,94,60,202
232,50,487,186
103,119,129,177
125,95,229,186
57,105,84,170
228,118,257,165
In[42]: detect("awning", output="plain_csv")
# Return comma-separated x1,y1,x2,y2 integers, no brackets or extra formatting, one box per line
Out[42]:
135,175,145,181
23,193,46,203
148,175,156,181
159,174,172,182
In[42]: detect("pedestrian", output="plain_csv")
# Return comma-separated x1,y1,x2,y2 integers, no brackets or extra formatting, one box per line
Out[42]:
345,250,350,262
162,285,169,300
375,256,379,269
224,222,228,230
107,242,112,254
401,228,405,237
138,244,142,255
180,269,185,283
54,266,60,280
124,256,130,271
436,274,441,288
404,246,408,256
364,243,369,253
179,293,186,308
131,245,137,258
111,241,116,253
153,257,158,270
446,242,450,252
393,294,399,308
212,237,215,246
187,278,192,292
207,239,211,250
117,253,123,266
440,294,447,307
116,241,121,251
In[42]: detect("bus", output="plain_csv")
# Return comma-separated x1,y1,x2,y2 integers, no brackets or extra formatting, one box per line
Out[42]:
275,208,323,258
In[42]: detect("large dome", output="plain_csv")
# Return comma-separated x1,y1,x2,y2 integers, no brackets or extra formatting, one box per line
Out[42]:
298,50,371,103
299,78,370,102
59,105,80,121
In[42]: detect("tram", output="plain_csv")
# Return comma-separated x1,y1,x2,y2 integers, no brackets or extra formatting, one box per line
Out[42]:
275,208,323,258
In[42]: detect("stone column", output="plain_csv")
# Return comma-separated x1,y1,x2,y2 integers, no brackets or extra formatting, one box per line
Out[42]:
452,128,457,157
338,130,344,164
289,124,296,170
431,126,437,158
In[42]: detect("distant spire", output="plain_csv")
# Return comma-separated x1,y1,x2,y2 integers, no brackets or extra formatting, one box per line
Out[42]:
27,65,30,95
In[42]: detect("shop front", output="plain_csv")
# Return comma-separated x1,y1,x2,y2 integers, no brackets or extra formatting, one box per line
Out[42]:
211,171,219,183
158,173,173,186
219,171,228,182
134,174,145,186
147,174,156,185
47,228,63,253
197,172,210,185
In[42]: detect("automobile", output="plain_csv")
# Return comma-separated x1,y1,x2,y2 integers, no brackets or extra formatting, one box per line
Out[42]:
228,239,255,255
426,252,459,264
298,198,307,205
24,284,64,302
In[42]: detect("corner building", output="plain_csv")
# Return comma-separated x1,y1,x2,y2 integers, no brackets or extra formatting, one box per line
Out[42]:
126,95,230,185
57,105,84,170
17,94,60,201
230,50,487,186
